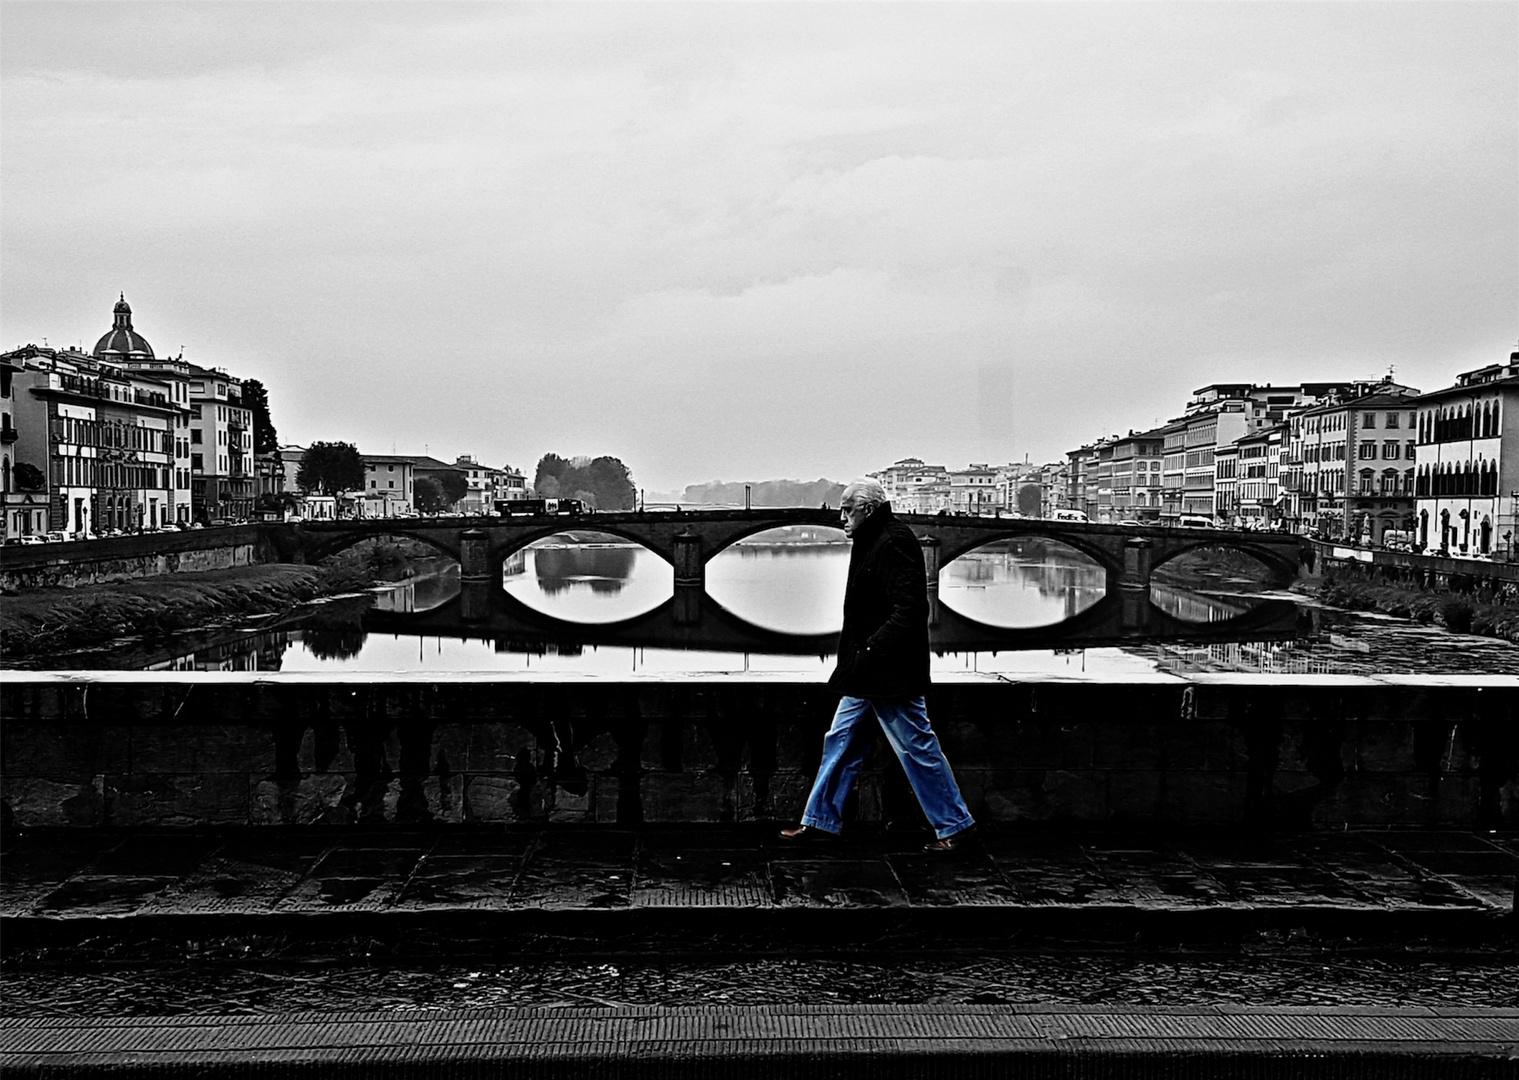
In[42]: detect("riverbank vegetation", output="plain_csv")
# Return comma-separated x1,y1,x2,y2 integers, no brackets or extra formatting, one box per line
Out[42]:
1301,570,1519,644
0,540,424,662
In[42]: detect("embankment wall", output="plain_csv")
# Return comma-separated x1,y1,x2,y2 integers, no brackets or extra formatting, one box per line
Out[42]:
0,527,267,590
2,674,1514,832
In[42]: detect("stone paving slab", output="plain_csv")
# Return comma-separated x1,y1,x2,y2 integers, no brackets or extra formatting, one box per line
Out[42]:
3,1005,1517,1078
1,826,1513,942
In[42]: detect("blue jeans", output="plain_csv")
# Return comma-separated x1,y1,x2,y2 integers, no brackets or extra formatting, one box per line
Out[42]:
800,695,974,840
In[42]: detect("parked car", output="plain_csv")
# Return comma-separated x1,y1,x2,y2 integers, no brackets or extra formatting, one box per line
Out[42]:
2,535,46,546
43,531,68,544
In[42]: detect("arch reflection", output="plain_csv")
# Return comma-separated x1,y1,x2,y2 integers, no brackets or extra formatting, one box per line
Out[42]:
503,531,671,624
938,537,1105,628
705,525,849,635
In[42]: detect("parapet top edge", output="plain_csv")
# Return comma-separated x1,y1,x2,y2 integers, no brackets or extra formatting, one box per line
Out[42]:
0,670,1513,689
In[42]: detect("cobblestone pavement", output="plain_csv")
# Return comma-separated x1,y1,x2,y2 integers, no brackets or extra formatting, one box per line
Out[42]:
4,825,1516,1076
3,824,1514,936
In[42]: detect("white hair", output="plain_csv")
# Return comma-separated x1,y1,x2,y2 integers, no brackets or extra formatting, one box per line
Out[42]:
842,479,887,511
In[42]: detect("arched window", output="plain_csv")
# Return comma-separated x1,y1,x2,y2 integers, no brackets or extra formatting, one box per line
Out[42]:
1359,468,1374,495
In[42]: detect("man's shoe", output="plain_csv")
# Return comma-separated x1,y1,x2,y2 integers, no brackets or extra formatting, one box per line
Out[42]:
923,826,976,853
778,824,836,841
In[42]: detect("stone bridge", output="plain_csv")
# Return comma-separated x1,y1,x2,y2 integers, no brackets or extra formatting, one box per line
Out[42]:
365,580,1303,654
281,508,1312,595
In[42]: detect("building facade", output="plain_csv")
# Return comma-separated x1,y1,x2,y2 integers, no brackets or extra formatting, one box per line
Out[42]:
1413,349,1518,558
2,341,183,537
362,455,417,515
1233,424,1287,528
1108,428,1166,522
873,458,951,514
1284,384,1419,542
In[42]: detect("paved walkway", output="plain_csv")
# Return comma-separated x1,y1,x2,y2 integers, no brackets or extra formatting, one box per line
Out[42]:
4,825,1517,1077
3,824,1515,946
6,1004,1519,1079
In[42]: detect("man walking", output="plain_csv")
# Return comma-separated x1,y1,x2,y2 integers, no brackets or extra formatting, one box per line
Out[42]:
781,480,976,852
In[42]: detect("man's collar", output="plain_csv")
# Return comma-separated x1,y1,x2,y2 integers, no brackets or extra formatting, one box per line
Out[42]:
853,501,894,542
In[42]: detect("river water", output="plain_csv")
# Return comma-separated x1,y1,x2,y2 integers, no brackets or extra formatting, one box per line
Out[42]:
61,531,1519,675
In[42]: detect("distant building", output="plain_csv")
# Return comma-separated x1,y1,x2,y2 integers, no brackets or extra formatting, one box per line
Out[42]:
105,297,255,523
1233,423,1287,528
1108,427,1167,522
949,464,1004,516
361,454,417,515
872,458,950,514
1284,381,1420,542
2,334,184,536
1413,347,1518,558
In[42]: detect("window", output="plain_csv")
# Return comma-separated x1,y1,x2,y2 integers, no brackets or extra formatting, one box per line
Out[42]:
191,429,202,444
190,404,201,419
1406,440,1416,459
388,465,394,472
371,480,378,488
1383,441,1399,460
1385,412,1399,429
388,480,395,489
191,454,203,471
1362,413,1376,428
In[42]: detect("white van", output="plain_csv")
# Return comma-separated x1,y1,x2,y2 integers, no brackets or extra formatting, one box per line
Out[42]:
1176,515,1216,529
1052,509,1089,523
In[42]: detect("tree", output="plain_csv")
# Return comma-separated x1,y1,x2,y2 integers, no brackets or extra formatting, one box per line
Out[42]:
435,470,469,508
296,441,364,495
534,452,636,510
534,454,569,492
242,379,279,454
12,462,44,491
413,476,447,513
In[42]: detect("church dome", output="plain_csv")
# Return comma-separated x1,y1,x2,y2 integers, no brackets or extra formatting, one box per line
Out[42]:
93,294,155,360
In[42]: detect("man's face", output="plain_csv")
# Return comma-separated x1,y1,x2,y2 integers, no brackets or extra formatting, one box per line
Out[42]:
840,497,870,538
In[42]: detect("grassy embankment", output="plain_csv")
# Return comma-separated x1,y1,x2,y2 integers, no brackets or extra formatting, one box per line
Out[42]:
0,541,418,662
1299,569,1519,644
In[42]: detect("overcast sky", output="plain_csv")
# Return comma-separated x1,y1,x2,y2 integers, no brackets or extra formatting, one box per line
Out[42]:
2,2,1514,496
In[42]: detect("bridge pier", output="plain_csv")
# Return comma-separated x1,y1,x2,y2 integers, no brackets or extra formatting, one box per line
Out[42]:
459,529,491,582
460,579,492,624
673,531,703,626
1120,538,1153,592
920,536,942,627
1120,589,1153,632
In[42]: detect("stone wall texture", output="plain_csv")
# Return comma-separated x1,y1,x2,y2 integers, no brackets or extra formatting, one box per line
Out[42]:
0,527,264,590
1,677,1514,831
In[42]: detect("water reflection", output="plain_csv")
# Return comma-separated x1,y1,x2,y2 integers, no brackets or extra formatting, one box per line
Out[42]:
43,542,1519,676
939,544,1105,628
706,536,848,636
503,538,670,623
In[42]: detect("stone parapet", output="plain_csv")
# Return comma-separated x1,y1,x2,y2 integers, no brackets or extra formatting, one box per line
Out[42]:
2,673,1514,831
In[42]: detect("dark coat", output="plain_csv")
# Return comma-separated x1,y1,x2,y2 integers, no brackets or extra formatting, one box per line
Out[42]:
826,503,931,698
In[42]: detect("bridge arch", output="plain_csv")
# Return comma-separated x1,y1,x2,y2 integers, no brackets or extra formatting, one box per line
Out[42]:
924,525,1124,579
489,523,676,568
1150,535,1303,586
298,527,462,565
